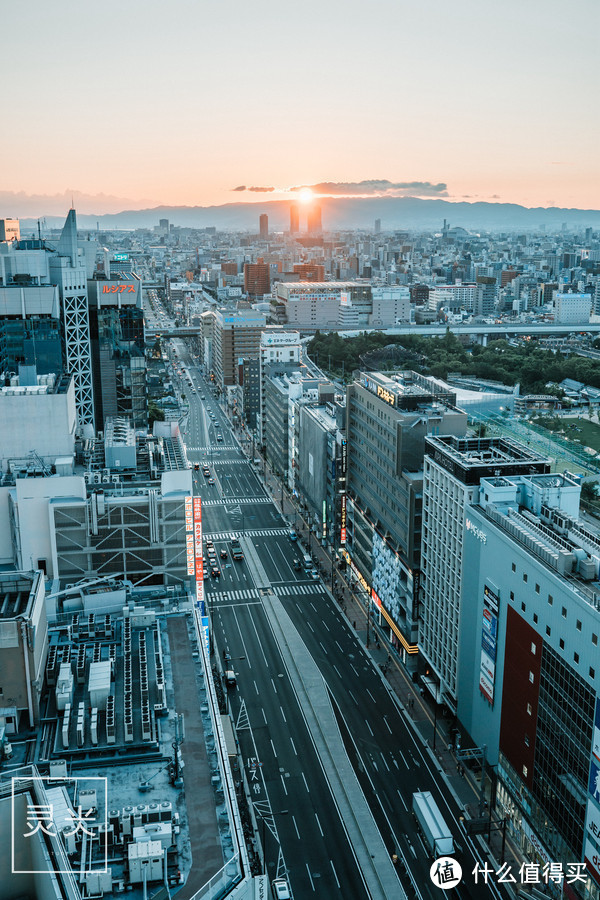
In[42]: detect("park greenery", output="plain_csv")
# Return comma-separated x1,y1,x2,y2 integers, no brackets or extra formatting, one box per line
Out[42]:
307,330,600,396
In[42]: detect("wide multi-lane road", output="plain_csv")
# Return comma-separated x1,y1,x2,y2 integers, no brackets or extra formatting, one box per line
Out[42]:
175,352,506,900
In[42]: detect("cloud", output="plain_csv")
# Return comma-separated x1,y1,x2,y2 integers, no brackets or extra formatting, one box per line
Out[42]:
288,180,448,197
232,185,275,193
0,189,158,216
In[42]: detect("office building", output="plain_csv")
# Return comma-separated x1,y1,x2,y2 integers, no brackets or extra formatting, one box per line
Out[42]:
0,218,20,242
554,291,592,323
259,214,268,239
244,258,270,297
374,219,381,235
346,372,467,663
258,330,302,446
0,210,95,428
239,356,260,430
420,436,549,710
0,283,63,379
87,275,147,430
211,307,267,387
474,276,497,317
293,263,325,281
428,283,476,313
274,281,373,330
459,473,600,894
290,204,299,234
307,205,322,235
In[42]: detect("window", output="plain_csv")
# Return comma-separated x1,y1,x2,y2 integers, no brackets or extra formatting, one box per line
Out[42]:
531,643,537,655
593,634,598,646
523,573,528,583
529,671,535,683
576,620,582,631
590,667,596,679
524,735,530,747
535,583,540,594
533,614,538,624
512,563,516,572
510,591,514,601
527,703,532,715
523,765,528,777
521,602,526,612
559,638,565,650
574,652,579,664
548,594,553,606
562,607,567,619
546,626,551,636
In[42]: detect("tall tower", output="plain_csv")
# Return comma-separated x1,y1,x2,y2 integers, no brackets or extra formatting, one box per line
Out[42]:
307,205,322,235
289,204,299,234
259,214,268,239
49,209,95,428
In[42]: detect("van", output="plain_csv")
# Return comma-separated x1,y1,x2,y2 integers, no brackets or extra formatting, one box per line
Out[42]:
225,670,236,688
302,552,312,569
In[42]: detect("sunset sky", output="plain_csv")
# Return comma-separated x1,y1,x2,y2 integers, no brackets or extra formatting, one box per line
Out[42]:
3,0,598,216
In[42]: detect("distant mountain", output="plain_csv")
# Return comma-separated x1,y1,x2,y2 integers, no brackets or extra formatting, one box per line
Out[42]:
19,195,600,233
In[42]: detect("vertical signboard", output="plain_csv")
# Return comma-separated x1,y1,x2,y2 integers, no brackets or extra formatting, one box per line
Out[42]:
584,698,600,886
192,497,209,647
479,582,499,705
322,500,327,540
340,495,347,545
185,497,194,575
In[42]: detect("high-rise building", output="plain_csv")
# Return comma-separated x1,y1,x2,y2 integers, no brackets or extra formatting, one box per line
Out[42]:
374,219,381,235
459,472,600,889
87,275,147,429
307,205,322,234
259,214,268,239
258,330,302,445
290,204,299,234
244,258,270,297
420,436,549,710
346,372,467,664
211,308,267,387
292,263,325,281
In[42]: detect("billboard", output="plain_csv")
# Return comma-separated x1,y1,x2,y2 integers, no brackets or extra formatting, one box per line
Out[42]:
479,582,499,705
340,494,347,544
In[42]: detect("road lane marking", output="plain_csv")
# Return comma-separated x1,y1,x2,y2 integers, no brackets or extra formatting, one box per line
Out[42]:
330,859,340,888
332,664,341,678
301,772,310,793
383,716,392,733
280,774,288,795
366,688,376,702
397,789,407,811
319,641,327,653
271,678,277,693
314,813,323,836
290,737,297,755
398,750,408,767
291,815,300,839
335,641,343,652
261,708,267,725
365,719,374,736
306,863,315,891
380,752,390,771
280,705,287,723
254,680,259,695
270,739,277,758
348,690,358,705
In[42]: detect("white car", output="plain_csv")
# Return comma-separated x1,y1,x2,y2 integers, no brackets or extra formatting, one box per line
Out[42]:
272,879,290,900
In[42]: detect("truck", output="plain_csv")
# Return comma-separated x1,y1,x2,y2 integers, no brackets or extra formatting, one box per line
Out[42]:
412,791,455,857
230,538,244,561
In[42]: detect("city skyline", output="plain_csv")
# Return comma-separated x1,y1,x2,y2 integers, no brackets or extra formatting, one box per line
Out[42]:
3,0,598,216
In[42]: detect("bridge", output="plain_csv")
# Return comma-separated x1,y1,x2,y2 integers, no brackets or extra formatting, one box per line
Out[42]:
145,321,600,342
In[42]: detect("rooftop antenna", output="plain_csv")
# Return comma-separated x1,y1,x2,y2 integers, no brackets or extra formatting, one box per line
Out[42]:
37,220,41,241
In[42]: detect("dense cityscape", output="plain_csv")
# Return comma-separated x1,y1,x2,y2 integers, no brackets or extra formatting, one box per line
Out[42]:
0,204,600,900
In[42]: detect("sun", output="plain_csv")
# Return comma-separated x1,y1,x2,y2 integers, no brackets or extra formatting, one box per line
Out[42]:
297,188,314,204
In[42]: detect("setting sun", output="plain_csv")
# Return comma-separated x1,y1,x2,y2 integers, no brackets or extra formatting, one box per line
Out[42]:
297,188,314,204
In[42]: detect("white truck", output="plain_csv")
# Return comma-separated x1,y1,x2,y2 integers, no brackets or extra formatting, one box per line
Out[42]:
412,791,455,857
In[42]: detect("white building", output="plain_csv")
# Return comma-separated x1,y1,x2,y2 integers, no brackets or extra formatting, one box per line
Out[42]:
554,291,592,324
428,284,476,313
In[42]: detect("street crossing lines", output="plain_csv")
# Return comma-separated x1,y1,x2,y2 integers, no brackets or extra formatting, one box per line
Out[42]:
204,582,325,604
185,445,235,452
201,497,272,506
202,528,289,540
273,583,324,596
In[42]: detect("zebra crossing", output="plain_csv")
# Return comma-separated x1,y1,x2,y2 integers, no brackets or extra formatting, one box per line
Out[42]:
205,582,325,604
200,497,272,507
202,528,289,540
185,445,235,452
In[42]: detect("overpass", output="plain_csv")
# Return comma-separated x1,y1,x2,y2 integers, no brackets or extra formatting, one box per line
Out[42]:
145,321,600,341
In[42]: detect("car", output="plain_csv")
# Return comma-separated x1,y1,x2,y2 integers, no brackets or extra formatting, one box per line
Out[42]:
207,549,216,560
310,568,319,580
203,469,210,477
220,548,228,559
217,434,223,441
211,566,220,578
292,558,301,571
288,529,298,542
208,477,215,484
272,879,290,900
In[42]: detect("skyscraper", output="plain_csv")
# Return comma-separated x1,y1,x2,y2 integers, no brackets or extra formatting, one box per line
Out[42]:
290,204,299,234
244,258,270,298
374,218,381,235
259,214,268,239
307,205,322,234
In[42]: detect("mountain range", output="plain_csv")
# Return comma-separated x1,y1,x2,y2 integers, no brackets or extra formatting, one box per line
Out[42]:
20,195,600,233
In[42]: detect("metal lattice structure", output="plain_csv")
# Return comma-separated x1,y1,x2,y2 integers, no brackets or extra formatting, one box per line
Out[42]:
61,285,94,426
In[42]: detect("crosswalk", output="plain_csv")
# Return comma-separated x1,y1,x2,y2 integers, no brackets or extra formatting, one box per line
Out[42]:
186,445,235,452
205,582,325,604
201,497,272,507
202,528,288,540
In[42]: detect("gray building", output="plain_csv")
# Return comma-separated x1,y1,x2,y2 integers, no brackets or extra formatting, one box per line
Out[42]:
296,399,345,547
459,473,600,891
346,371,467,665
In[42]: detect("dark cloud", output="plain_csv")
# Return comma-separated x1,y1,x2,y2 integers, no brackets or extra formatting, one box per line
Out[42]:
289,180,448,197
232,185,275,193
